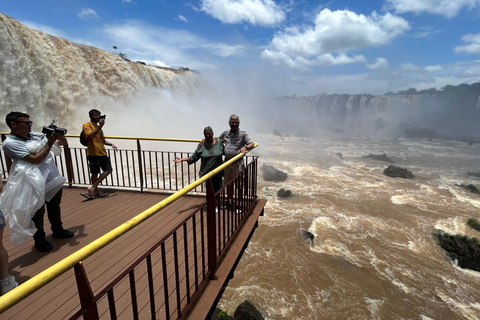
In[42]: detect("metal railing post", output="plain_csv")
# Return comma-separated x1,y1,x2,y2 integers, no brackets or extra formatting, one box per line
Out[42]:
206,178,217,279
136,139,144,193
74,262,99,320
63,142,75,187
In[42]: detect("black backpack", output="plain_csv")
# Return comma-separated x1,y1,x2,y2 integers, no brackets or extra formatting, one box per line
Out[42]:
80,129,88,146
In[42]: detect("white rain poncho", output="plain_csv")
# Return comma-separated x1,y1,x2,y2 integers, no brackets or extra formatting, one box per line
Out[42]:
0,133,65,245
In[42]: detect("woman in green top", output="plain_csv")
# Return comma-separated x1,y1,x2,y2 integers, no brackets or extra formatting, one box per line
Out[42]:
174,126,224,194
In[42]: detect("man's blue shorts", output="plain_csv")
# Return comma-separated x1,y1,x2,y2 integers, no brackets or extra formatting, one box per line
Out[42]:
87,155,112,174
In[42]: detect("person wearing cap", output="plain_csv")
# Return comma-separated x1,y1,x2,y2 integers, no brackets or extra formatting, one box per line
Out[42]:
83,109,117,199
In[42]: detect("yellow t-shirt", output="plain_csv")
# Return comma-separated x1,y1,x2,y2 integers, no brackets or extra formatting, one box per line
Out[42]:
83,122,107,156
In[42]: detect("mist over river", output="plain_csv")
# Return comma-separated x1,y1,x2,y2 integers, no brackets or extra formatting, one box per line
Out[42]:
218,133,480,320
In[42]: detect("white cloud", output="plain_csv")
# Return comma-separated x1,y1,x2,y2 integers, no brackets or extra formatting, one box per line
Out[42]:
122,0,136,3
20,20,66,38
101,20,244,69
78,8,99,20
261,49,366,68
269,9,409,56
201,43,246,57
385,0,480,18
177,15,188,23
455,33,480,53
200,0,286,26
262,9,408,68
367,58,389,70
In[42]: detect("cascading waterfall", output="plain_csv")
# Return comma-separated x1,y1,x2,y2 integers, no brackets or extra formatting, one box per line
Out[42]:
0,13,215,130
280,92,480,137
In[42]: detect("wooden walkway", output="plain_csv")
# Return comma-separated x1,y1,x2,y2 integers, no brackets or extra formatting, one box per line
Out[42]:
1,187,265,319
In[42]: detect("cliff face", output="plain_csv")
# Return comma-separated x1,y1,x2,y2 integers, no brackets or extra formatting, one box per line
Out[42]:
0,13,214,126
282,92,480,136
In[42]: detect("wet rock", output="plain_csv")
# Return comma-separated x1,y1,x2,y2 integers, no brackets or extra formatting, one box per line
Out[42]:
262,164,288,182
467,172,480,178
383,165,415,178
301,230,314,244
363,153,395,163
277,188,293,198
455,184,480,195
467,218,480,232
433,230,480,272
234,300,264,320
272,130,284,140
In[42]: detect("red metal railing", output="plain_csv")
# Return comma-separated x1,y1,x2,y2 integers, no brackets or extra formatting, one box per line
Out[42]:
69,160,258,320
0,135,259,319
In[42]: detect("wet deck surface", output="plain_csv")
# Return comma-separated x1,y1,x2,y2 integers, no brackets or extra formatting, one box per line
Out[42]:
2,187,206,319
2,187,267,320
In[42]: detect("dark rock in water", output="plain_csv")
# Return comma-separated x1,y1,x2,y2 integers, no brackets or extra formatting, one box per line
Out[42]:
277,188,293,198
383,165,415,178
363,153,395,163
433,230,480,272
335,153,343,160
455,184,480,194
234,300,264,320
467,172,480,178
301,230,314,242
272,130,284,140
262,164,288,182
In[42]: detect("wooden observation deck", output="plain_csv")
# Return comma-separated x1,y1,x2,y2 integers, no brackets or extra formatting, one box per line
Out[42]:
0,135,266,319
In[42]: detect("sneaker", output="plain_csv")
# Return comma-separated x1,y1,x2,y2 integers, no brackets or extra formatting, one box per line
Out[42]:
34,238,53,252
0,275,18,295
52,229,74,239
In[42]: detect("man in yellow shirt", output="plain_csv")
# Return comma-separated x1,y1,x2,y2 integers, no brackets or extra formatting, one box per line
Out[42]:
83,109,117,198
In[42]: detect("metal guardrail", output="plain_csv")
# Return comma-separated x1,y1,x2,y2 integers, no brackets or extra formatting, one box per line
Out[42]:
0,135,259,319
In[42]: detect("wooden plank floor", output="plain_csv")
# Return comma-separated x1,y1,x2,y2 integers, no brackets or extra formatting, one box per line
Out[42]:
1,186,207,319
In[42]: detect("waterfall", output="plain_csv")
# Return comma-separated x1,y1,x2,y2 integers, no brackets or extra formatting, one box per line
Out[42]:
0,13,215,130
283,92,480,136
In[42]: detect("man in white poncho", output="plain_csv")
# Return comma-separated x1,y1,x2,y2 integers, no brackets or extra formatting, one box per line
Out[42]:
0,112,74,252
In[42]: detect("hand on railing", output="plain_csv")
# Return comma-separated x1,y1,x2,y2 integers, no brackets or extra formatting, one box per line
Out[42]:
174,157,188,163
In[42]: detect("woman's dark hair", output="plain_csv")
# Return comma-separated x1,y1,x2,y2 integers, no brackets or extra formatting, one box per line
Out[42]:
204,126,213,134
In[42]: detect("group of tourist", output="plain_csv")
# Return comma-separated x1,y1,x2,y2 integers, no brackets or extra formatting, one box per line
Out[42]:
0,110,253,296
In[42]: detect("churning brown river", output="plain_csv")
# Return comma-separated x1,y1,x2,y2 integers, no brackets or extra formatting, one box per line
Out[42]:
217,133,480,320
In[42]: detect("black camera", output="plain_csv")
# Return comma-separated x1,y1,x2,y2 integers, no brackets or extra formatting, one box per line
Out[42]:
99,115,106,120
42,121,67,136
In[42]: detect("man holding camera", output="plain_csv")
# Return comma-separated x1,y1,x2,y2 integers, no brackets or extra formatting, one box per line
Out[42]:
83,109,117,198
1,111,74,252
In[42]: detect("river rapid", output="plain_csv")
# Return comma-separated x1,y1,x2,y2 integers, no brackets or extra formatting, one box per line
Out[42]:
217,133,480,320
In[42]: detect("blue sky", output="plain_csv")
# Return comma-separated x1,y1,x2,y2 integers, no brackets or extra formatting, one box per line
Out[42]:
2,0,480,96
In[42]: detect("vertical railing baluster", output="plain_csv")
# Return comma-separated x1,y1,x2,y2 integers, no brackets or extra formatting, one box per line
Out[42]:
192,214,199,290
206,179,217,278
183,222,191,303
129,270,139,320
136,139,143,192
146,254,156,319
161,242,170,320
173,232,181,318
107,289,117,320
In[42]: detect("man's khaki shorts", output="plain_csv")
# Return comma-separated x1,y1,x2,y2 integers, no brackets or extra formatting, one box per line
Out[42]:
224,160,244,184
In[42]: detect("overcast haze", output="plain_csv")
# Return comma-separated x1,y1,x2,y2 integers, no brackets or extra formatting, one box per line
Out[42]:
2,0,480,96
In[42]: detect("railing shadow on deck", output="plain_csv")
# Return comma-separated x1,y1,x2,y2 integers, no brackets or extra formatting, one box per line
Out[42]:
0,135,259,320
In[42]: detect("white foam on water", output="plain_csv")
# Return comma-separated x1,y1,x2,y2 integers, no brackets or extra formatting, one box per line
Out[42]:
364,297,384,320
435,290,480,320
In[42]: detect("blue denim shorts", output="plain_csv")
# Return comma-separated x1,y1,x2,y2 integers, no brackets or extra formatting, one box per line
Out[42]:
0,210,5,228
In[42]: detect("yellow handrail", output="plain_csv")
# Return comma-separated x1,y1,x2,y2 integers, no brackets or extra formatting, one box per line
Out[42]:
0,142,258,313
1,132,202,143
